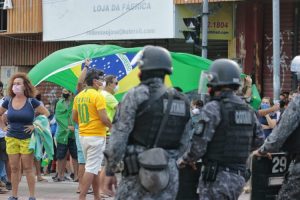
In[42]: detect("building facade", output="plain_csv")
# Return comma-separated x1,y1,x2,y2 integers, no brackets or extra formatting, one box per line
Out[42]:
0,0,298,100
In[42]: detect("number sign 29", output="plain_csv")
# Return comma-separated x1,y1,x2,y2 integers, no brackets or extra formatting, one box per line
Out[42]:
272,156,287,174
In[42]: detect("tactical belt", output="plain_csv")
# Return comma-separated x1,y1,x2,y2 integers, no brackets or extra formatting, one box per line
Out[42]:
218,166,245,176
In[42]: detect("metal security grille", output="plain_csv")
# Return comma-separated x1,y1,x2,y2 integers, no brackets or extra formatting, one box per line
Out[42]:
0,0,7,31
262,2,294,97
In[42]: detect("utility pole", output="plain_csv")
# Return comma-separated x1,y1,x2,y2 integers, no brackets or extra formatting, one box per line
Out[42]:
202,0,209,58
273,0,280,101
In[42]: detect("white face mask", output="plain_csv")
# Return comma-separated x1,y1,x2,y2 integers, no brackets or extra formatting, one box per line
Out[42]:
98,81,106,90
114,85,119,93
191,108,200,115
12,85,24,95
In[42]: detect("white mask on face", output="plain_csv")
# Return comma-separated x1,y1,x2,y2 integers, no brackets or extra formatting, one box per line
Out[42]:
12,85,24,95
97,81,106,90
191,108,200,115
114,85,119,93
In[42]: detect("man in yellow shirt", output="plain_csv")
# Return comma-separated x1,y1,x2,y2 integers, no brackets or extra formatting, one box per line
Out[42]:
72,69,112,200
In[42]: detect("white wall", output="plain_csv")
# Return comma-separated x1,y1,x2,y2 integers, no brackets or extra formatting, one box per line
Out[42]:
42,0,175,41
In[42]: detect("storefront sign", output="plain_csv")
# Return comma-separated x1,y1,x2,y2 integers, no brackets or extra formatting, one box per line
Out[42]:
43,0,174,41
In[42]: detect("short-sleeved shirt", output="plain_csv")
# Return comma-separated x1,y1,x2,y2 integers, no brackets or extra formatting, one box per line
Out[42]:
101,90,118,122
73,88,107,137
55,98,74,144
2,97,40,139
258,112,277,138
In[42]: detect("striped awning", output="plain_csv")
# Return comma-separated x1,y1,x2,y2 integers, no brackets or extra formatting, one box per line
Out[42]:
175,0,243,4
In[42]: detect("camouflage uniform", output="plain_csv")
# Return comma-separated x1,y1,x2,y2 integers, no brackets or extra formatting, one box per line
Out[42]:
104,78,191,200
182,91,263,200
259,95,300,200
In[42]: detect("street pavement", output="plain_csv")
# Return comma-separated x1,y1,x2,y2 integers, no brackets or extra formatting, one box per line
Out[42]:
0,174,250,200
0,174,114,200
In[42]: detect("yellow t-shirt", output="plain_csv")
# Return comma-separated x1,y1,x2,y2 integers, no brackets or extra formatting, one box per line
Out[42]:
73,88,107,137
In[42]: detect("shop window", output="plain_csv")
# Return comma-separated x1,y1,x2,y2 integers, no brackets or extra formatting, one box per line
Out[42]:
0,0,7,32
1,66,17,92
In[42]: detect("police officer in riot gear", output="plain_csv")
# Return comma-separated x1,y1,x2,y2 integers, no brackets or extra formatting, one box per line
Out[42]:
253,56,300,200
103,45,191,199
178,59,264,200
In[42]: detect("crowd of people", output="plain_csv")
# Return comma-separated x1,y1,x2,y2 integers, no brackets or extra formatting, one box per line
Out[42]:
0,57,120,200
0,45,299,200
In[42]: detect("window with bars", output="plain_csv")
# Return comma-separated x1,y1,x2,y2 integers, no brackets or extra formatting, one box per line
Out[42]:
0,0,7,32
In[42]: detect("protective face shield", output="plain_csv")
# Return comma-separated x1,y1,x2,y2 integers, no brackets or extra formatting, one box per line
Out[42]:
131,49,146,81
130,46,173,75
198,71,215,101
198,71,210,100
131,49,144,67
291,56,300,81
207,59,241,88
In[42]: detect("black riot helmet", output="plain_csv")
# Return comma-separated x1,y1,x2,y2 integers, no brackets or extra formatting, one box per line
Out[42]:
207,59,241,89
131,46,173,75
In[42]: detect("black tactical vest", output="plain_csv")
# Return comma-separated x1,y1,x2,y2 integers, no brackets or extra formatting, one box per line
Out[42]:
128,89,190,149
281,124,300,154
204,98,255,165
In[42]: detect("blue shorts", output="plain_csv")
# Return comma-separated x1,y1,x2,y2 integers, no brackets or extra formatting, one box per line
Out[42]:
74,128,85,164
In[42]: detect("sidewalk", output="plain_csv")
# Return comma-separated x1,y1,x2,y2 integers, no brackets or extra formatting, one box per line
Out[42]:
0,175,114,200
0,174,250,200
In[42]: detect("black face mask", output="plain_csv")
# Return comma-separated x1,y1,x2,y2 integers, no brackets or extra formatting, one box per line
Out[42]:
62,93,70,99
36,94,42,101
